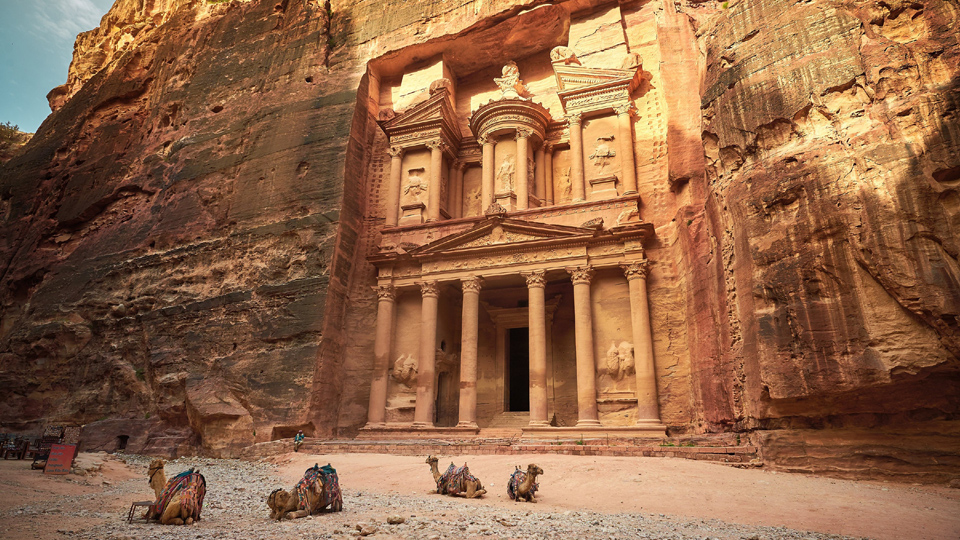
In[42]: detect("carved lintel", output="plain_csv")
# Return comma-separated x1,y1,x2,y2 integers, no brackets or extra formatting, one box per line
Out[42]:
462,276,484,294
567,266,594,285
419,280,440,298
621,260,651,281
375,284,396,302
524,270,546,288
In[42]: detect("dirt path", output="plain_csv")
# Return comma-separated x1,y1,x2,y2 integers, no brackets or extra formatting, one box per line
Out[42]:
0,452,956,540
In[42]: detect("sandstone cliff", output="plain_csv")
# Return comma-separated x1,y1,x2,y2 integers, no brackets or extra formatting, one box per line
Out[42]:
0,0,957,479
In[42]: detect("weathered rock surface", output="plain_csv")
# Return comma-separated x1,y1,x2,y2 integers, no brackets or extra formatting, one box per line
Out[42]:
0,0,957,479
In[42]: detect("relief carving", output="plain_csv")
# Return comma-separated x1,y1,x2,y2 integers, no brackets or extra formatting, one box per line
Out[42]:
402,168,427,205
589,135,617,175
605,341,636,381
496,155,516,192
550,46,580,65
392,354,418,387
436,348,459,374
462,276,483,294
494,61,527,99
616,207,640,225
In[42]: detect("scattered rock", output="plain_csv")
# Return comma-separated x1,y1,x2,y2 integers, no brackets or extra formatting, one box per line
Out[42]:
386,515,405,524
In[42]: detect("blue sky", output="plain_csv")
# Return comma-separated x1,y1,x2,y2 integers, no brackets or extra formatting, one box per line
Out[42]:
0,0,116,133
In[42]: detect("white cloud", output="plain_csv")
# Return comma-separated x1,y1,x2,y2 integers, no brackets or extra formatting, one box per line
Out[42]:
28,0,109,47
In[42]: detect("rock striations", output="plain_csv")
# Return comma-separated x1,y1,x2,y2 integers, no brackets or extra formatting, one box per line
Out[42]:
0,0,957,481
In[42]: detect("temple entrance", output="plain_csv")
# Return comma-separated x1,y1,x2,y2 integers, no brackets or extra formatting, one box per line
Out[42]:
507,327,530,412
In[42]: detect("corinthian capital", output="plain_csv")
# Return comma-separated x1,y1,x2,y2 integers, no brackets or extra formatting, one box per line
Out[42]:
614,102,637,117
461,276,483,294
419,280,440,298
516,128,534,141
567,266,594,285
566,111,583,125
425,140,447,153
524,270,546,288
621,260,651,280
387,146,405,159
375,284,396,301
478,134,495,146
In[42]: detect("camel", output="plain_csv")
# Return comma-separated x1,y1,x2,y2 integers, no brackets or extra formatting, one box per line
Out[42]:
146,459,206,525
267,463,343,520
425,455,486,498
507,464,544,503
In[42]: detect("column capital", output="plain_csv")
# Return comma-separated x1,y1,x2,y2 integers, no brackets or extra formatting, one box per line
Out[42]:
374,284,396,302
621,260,651,280
567,266,594,284
543,142,554,154
455,159,468,171
516,128,534,141
478,134,496,146
387,146,405,158
566,111,583,125
461,276,484,294
523,270,546,288
614,102,637,117
419,280,440,298
425,140,447,153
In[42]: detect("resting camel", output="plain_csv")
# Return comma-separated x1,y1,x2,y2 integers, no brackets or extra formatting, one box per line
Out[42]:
267,463,343,520
507,463,544,502
425,456,486,498
146,459,206,525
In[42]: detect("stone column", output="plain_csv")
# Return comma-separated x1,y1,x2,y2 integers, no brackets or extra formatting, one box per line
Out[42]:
622,260,660,424
426,141,445,222
447,159,459,218
516,129,532,210
568,266,600,426
453,161,466,219
385,146,404,227
534,141,545,203
615,103,638,195
544,143,554,206
568,112,586,202
413,281,440,427
480,135,495,213
366,284,396,427
457,276,483,428
525,270,549,427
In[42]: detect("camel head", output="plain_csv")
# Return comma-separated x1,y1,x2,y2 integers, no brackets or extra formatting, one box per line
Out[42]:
527,464,544,477
426,455,438,466
267,488,292,520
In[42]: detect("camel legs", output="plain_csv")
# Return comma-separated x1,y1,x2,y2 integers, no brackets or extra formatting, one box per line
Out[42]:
283,509,310,519
464,480,487,498
159,499,186,525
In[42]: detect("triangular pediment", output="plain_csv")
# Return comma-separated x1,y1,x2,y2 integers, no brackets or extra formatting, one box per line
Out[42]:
553,64,640,93
410,218,592,257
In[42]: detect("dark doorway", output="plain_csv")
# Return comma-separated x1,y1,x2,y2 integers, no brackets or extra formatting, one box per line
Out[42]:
508,327,530,412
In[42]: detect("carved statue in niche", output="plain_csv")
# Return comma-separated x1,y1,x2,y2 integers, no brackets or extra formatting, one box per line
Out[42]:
466,186,481,214
556,166,572,201
402,168,427,205
392,354,418,388
496,155,516,192
550,46,580,65
527,157,536,194
589,135,617,175
605,341,635,381
494,61,527,99
436,348,459,374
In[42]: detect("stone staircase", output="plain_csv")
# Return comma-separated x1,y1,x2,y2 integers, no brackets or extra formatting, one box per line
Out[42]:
478,411,529,438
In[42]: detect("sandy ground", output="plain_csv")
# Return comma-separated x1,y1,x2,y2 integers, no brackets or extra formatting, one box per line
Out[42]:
0,451,957,540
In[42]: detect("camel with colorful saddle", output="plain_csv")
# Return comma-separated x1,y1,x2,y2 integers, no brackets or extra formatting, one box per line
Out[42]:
267,463,343,520
146,459,206,525
425,455,487,498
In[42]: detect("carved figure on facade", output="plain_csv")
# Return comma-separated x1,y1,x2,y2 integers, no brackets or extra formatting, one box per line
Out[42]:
589,135,617,175
620,52,643,71
550,46,580,65
392,354,418,387
429,78,453,95
378,109,396,122
606,341,636,381
494,61,527,99
484,201,507,216
436,348,459,374
527,157,536,194
496,155,516,192
402,168,427,205
616,207,640,225
581,217,604,230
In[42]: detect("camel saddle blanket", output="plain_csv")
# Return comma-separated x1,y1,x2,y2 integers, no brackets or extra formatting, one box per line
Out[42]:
150,470,206,519
507,469,538,500
296,464,343,513
437,463,479,496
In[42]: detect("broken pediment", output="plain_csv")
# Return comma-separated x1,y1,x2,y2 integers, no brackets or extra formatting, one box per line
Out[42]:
552,62,642,115
378,87,462,151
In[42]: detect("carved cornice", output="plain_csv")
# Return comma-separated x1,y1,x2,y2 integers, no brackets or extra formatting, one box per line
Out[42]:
621,260,651,280
375,284,396,301
567,266,594,284
419,281,440,298
469,98,553,143
461,276,483,294
524,270,546,288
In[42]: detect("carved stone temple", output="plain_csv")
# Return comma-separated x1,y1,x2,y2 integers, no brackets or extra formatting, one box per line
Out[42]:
360,46,664,438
